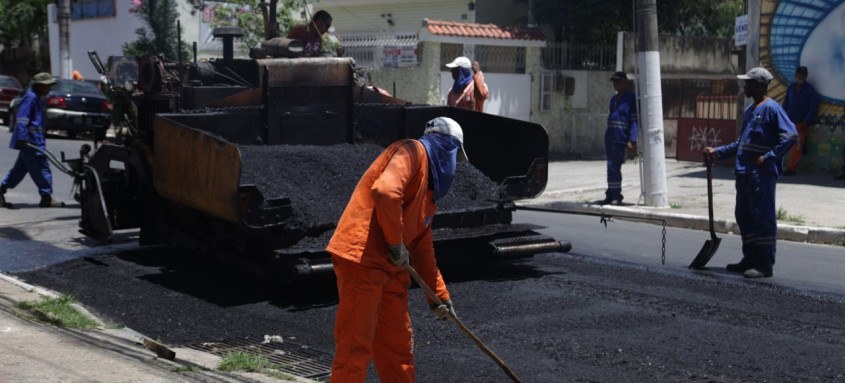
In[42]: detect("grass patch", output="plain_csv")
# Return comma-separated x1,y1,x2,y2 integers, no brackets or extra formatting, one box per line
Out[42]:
15,295,98,329
776,206,805,225
217,351,294,380
669,202,681,209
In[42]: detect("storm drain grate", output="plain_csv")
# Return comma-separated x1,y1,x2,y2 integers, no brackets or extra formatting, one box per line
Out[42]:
184,336,333,379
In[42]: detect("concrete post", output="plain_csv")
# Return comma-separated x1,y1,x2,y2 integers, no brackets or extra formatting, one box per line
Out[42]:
59,0,72,79
746,0,760,69
635,0,668,207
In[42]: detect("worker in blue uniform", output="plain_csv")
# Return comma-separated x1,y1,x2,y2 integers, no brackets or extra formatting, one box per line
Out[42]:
782,66,819,175
600,71,638,205
704,67,797,279
0,72,64,208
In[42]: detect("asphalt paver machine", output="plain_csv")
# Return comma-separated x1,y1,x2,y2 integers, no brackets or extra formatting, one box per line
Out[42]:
69,25,570,283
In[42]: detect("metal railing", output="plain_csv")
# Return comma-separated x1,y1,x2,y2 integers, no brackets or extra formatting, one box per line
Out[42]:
541,43,616,71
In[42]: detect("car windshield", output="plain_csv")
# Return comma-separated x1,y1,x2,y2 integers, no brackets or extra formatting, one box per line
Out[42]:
54,80,101,94
0,76,22,90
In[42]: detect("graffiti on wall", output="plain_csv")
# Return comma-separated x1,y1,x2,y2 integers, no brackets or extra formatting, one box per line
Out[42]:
688,126,722,152
761,0,845,172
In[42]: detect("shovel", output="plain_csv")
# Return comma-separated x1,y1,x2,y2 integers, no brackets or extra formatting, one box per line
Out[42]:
689,152,721,269
405,264,523,383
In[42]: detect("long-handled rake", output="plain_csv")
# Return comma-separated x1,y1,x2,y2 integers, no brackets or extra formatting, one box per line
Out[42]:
405,265,523,383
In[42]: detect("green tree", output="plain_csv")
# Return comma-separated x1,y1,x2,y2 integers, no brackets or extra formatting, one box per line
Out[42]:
0,0,51,72
522,0,744,45
124,0,191,59
185,0,299,51
0,0,50,46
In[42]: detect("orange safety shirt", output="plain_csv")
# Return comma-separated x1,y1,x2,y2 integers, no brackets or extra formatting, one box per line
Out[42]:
327,139,450,303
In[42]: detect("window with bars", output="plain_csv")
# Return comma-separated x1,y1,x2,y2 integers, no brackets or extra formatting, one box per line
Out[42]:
540,72,555,112
71,0,116,20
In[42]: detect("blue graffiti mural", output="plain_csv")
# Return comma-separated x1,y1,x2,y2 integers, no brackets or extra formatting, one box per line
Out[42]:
770,0,845,104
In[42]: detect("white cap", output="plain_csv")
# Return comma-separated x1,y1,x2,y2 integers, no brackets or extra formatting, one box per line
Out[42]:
424,117,469,162
737,67,774,84
445,56,472,69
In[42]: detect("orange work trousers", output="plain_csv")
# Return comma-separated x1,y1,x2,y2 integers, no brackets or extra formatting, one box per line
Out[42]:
330,256,414,383
785,123,808,172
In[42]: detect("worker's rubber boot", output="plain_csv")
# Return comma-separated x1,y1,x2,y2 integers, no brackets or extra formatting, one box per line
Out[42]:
39,195,65,208
0,184,8,208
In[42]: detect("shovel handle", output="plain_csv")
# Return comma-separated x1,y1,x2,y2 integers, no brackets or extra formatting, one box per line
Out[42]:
405,265,523,383
703,152,716,236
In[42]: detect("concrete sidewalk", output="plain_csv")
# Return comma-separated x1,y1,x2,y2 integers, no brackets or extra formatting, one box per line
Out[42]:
0,273,319,383
523,158,845,246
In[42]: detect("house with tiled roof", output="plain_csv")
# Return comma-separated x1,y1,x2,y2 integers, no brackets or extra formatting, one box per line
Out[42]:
316,0,546,122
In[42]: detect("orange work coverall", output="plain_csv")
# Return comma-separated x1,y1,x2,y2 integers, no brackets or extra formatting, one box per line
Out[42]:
326,139,451,383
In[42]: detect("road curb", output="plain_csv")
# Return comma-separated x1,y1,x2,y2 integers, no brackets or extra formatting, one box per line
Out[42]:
528,201,845,246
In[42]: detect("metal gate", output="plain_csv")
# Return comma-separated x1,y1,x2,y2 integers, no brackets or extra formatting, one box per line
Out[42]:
665,79,739,162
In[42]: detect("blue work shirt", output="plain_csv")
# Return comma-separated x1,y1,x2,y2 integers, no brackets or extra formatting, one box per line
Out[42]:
716,98,797,178
606,91,638,144
782,82,819,125
9,89,47,149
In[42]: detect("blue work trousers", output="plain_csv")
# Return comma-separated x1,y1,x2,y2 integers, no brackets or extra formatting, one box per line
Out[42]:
1,147,53,196
605,141,627,200
734,172,777,272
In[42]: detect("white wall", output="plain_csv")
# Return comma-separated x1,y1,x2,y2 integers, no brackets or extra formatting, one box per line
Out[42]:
315,0,473,35
48,2,144,80
439,71,531,121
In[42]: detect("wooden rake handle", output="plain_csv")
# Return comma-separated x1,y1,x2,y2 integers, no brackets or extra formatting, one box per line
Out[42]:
405,265,523,383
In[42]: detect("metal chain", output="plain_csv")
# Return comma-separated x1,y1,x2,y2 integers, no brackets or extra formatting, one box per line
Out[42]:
661,221,667,265
182,105,265,114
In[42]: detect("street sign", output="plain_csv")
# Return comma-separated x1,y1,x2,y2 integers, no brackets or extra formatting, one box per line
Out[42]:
735,15,748,46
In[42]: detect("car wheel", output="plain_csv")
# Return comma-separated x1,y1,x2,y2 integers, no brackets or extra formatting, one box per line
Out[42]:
7,111,14,132
94,128,106,141
67,130,77,139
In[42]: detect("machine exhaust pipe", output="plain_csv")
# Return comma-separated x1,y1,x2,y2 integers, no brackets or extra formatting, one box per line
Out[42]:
489,235,571,258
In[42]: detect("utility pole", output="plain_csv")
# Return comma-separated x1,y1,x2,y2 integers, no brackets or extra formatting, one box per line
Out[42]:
58,0,72,79
635,0,668,207
527,0,536,27
746,0,760,69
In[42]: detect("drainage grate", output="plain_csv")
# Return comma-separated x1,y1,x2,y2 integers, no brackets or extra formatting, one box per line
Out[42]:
184,336,333,380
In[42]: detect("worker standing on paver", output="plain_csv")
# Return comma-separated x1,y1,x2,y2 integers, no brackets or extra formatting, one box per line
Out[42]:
600,71,638,205
326,117,465,382
704,67,797,278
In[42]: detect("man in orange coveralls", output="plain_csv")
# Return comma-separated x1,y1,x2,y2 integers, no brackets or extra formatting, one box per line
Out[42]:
326,116,467,382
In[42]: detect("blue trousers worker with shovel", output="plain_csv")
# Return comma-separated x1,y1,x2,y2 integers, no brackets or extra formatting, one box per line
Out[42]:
704,67,796,279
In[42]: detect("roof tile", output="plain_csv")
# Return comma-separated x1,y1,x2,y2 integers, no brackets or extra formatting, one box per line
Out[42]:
424,19,545,41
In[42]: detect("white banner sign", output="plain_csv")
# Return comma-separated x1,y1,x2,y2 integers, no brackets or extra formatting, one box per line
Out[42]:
735,15,749,46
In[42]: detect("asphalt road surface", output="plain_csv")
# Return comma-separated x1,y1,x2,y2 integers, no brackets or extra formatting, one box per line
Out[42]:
11,216,845,382
3,130,844,382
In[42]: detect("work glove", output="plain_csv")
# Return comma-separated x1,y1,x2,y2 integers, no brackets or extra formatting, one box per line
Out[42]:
388,242,409,267
15,140,28,150
429,299,456,321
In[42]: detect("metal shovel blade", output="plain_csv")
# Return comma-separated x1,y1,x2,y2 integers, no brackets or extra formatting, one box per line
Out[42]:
689,236,721,269
689,151,721,269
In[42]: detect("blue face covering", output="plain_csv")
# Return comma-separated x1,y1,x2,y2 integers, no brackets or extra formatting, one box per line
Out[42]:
418,133,461,201
451,67,473,93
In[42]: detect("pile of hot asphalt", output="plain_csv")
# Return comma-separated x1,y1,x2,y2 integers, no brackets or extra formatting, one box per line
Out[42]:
238,143,501,249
